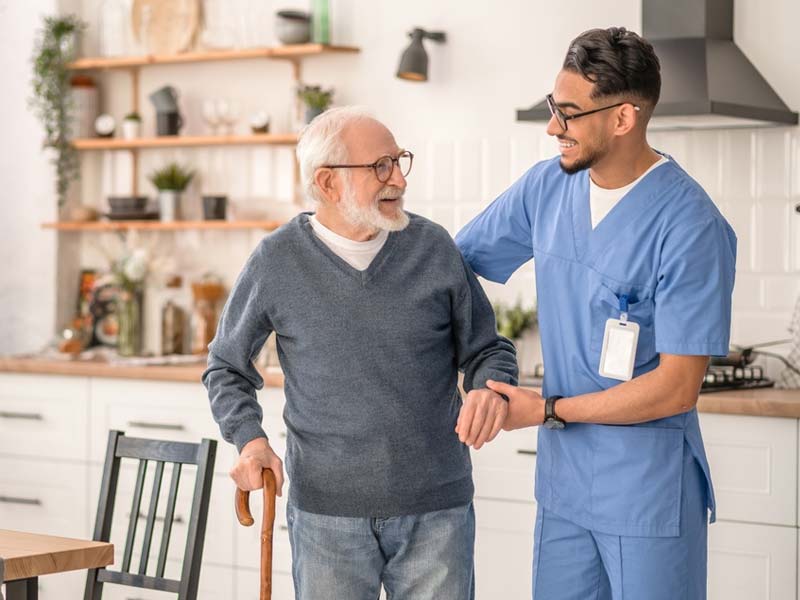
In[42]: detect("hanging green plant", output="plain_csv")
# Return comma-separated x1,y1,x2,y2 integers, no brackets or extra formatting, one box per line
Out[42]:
30,14,86,207
494,301,538,341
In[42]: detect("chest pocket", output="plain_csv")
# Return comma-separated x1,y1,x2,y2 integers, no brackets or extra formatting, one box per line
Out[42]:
589,283,657,369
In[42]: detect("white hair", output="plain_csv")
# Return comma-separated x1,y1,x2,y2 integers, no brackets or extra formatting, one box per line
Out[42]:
296,106,376,204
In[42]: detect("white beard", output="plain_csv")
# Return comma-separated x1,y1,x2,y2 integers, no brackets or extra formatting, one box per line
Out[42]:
340,181,410,232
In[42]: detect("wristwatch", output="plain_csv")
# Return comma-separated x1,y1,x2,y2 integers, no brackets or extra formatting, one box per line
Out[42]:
543,395,566,430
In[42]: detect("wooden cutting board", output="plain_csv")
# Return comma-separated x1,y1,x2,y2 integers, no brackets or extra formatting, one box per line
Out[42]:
132,0,200,55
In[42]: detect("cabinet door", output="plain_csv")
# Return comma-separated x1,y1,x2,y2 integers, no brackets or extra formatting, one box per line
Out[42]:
236,567,295,600
474,498,537,600
708,520,796,600
89,378,238,475
0,373,89,461
0,456,88,537
699,413,797,526
471,427,538,503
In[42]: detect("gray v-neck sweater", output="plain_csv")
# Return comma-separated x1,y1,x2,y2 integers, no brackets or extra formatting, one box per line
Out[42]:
203,212,518,517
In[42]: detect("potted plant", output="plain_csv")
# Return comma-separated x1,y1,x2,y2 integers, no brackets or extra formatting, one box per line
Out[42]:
121,111,141,139
494,301,539,376
148,162,195,222
30,14,86,208
297,84,334,123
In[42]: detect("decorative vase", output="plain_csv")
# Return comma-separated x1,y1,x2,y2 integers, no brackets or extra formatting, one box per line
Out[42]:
304,106,324,123
121,119,141,139
158,190,181,221
117,287,143,356
311,0,330,44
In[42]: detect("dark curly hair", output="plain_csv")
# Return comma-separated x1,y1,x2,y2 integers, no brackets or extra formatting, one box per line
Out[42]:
563,27,661,108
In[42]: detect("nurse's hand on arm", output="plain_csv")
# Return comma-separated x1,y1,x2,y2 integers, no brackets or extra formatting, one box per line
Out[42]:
483,380,545,430
489,354,708,426
230,437,285,496
455,388,508,449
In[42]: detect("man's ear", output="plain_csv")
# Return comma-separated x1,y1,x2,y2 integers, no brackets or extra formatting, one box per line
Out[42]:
613,103,639,137
314,167,339,203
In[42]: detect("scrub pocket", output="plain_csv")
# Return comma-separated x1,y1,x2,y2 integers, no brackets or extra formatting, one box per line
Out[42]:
590,425,683,536
590,283,657,369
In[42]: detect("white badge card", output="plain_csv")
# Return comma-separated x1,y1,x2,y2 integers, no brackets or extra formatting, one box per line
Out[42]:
599,318,640,381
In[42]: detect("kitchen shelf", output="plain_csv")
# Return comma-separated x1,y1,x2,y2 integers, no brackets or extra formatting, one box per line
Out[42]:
67,44,360,70
41,220,285,232
72,133,298,151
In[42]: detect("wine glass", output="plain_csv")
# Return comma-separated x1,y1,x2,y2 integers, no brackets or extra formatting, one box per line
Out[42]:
202,99,221,135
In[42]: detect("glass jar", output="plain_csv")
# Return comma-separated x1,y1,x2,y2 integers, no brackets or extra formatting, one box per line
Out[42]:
117,286,143,356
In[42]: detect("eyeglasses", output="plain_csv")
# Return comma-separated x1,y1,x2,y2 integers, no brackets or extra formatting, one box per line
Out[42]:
322,150,414,183
545,93,640,131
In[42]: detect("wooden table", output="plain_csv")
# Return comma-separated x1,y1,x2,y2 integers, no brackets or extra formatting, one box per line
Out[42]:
0,530,113,600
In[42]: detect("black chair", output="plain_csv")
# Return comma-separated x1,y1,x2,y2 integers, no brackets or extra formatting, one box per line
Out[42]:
84,430,217,600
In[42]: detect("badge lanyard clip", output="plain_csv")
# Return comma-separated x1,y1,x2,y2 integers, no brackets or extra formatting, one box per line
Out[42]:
619,294,629,324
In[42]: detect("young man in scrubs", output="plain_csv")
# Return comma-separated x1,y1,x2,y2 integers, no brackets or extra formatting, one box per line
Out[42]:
455,27,736,600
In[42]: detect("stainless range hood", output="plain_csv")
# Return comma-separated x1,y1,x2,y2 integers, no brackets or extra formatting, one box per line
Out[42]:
517,0,798,130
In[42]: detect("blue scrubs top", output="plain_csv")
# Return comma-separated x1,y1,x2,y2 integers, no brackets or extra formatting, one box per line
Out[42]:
456,155,737,537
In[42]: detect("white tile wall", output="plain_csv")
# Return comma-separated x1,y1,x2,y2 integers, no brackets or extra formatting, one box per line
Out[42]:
5,0,800,371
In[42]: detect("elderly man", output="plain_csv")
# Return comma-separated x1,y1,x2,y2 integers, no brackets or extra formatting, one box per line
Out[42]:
203,106,518,600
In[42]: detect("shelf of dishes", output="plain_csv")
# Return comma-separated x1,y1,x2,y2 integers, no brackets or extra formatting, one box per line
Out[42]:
72,133,298,150
41,220,285,232
66,44,360,70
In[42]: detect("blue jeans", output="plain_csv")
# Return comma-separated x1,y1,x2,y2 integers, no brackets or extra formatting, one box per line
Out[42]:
286,501,475,600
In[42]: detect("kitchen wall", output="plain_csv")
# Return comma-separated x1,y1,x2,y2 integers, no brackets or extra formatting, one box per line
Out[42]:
3,0,800,375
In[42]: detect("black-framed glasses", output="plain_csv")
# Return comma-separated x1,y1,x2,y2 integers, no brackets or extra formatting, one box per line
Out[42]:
322,150,414,183
545,93,640,131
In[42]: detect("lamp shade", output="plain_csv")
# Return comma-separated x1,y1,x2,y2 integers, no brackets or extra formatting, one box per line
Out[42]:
396,30,428,81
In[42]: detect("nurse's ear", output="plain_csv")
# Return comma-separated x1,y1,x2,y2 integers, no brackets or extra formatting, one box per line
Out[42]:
611,102,640,137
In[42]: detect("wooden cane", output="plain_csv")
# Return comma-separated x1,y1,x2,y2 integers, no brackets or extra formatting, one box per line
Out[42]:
236,469,277,600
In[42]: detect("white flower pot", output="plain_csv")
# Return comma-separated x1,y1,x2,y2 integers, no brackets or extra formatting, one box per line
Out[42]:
158,190,181,222
121,119,141,139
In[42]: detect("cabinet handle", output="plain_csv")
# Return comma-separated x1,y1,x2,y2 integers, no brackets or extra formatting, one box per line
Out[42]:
279,525,288,531
0,411,43,421
516,449,537,456
0,495,42,506
127,420,185,431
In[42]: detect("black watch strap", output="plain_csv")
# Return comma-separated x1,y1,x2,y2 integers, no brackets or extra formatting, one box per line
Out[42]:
545,395,565,423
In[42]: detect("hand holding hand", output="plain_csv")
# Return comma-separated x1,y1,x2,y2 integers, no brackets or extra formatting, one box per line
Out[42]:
455,388,508,450
485,380,546,431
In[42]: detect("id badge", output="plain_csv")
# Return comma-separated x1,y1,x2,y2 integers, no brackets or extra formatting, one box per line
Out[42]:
599,318,639,381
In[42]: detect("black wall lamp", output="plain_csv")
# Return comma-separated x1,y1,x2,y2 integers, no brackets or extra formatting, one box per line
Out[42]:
396,28,447,82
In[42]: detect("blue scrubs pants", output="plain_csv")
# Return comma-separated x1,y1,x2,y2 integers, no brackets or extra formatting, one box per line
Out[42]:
532,444,708,600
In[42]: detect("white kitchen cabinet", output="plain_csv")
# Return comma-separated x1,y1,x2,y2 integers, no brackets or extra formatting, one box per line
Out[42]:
474,498,536,600
472,427,538,503
88,377,237,475
0,373,89,461
700,413,798,526
708,520,797,600
236,567,295,600
0,456,88,538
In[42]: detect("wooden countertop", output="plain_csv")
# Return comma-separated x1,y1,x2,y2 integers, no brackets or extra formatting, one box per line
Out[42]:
0,529,113,581
2,357,800,418
0,356,285,387
696,388,800,418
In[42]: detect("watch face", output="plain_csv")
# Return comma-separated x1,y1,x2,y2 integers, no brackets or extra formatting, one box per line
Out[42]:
544,418,565,430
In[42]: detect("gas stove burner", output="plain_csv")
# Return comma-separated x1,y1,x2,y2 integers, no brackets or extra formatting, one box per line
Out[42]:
700,364,775,393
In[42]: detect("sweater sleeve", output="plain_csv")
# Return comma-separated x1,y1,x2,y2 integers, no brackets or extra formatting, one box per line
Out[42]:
202,249,274,453
452,252,519,393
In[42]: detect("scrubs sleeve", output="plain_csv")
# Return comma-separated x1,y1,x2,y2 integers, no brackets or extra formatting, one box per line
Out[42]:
452,253,519,393
654,217,737,356
455,167,536,283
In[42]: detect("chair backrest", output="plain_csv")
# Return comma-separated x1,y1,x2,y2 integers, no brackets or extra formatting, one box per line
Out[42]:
84,430,217,600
